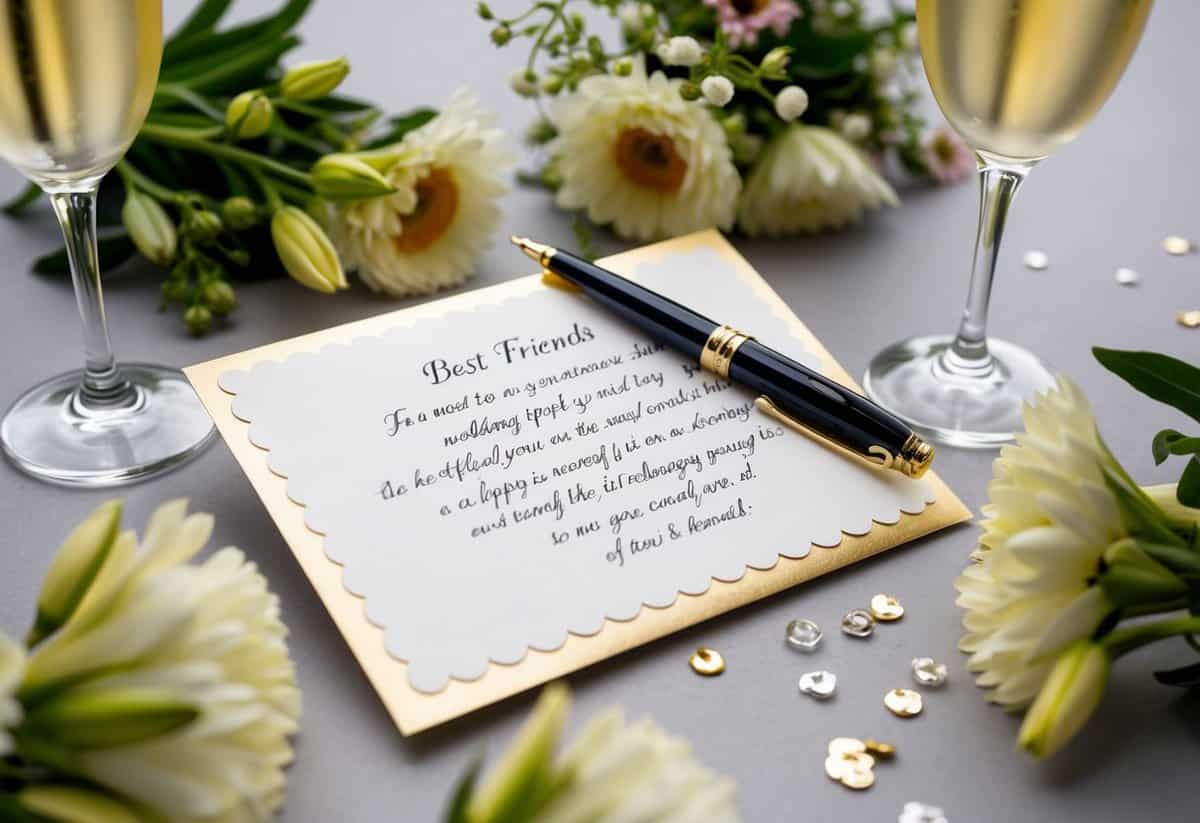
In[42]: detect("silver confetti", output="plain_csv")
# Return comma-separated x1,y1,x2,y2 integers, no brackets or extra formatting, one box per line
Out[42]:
1023,250,1049,270
785,618,823,652
1163,235,1193,255
912,657,948,687
841,609,875,638
798,670,838,699
899,801,949,823
1115,267,1140,286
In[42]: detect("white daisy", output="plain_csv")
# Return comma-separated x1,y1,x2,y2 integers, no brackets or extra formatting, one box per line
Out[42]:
332,89,512,297
955,377,1124,707
737,125,897,236
0,632,23,757
551,57,741,241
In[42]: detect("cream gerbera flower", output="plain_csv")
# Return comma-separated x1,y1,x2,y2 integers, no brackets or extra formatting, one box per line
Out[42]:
21,500,300,822
955,377,1124,707
551,57,741,241
737,125,897,236
0,632,24,757
332,89,511,297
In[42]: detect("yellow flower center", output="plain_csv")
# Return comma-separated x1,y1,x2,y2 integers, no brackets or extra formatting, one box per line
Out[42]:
394,167,459,254
932,134,957,165
732,0,770,15
614,128,688,193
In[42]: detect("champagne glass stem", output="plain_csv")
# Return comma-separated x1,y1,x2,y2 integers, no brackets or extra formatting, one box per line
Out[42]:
47,187,134,409
943,162,1031,376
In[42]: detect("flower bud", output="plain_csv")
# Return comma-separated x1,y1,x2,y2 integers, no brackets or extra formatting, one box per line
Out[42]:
678,81,702,102
841,112,872,141
774,85,809,121
467,685,569,822
311,153,397,200
1018,642,1109,759
661,35,704,67
509,69,539,99
20,785,143,823
540,73,565,94
280,57,350,101
612,57,633,77
121,190,177,266
491,24,512,46
24,687,198,749
476,2,493,20
184,304,213,336
185,209,223,244
701,74,735,107
271,205,348,294
161,276,189,306
225,90,273,139
759,46,792,77
221,196,259,230
202,280,237,316
28,500,122,647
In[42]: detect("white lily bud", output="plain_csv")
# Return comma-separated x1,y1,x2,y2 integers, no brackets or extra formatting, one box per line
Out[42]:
271,206,348,294
24,686,198,749
20,785,142,823
121,191,177,267
311,153,397,200
280,57,350,101
1018,642,1109,759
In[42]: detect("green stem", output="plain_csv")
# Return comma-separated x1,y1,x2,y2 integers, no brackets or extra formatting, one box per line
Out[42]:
140,122,313,188
152,83,225,120
1120,598,1189,618
246,166,284,212
1102,615,1200,658
526,0,568,75
116,161,183,204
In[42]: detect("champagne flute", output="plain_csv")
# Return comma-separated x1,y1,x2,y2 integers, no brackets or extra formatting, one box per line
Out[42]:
863,0,1153,448
0,0,213,485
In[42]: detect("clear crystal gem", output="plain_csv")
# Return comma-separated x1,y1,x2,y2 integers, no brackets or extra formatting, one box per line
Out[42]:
899,801,949,823
1023,250,1049,270
841,608,875,638
785,618,823,651
912,657,948,687
1115,267,1140,286
798,670,837,699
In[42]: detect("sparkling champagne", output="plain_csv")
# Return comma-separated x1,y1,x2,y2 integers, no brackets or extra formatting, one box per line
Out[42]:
917,0,1152,161
0,0,161,184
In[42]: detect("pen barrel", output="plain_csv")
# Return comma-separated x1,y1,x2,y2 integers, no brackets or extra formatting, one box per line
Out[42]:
729,340,915,464
549,251,716,359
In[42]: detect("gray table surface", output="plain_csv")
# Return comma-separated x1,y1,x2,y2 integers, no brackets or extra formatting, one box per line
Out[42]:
3,2,1198,821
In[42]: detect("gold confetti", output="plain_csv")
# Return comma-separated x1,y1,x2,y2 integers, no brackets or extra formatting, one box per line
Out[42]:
884,688,924,717
1163,235,1193,255
869,594,905,622
688,647,725,676
864,739,897,758
1178,310,1200,329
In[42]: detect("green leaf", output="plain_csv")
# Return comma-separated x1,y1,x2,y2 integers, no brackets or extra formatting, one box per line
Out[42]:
32,233,137,276
1093,347,1200,424
1139,541,1200,575
0,793,40,823
163,0,311,66
2,181,41,216
309,94,378,113
1179,456,1200,508
1152,429,1200,465
166,0,233,45
362,108,438,150
442,756,482,823
162,36,300,95
1103,466,1188,548
1153,660,1200,688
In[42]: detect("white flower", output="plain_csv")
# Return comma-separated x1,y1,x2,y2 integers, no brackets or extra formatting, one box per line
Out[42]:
955,377,1124,707
701,75,735,107
332,89,512,297
551,56,741,241
22,500,300,822
510,69,539,98
773,85,809,121
737,125,898,236
0,632,24,757
840,112,871,141
659,35,704,67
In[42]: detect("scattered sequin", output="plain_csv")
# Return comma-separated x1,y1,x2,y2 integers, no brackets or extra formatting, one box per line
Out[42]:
841,609,876,638
798,670,838,699
1115,267,1140,286
899,801,949,823
828,737,866,756
865,739,897,758
912,657,948,687
785,618,823,652
869,594,905,622
689,647,725,676
825,740,876,791
1163,235,1193,256
1178,309,1200,328
884,688,924,717
1023,250,1049,270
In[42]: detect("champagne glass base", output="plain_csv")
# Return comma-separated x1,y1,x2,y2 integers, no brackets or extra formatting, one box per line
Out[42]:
863,335,1057,450
0,363,215,487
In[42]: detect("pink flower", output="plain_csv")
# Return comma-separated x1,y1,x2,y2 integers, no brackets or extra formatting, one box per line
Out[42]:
704,0,801,48
922,126,974,185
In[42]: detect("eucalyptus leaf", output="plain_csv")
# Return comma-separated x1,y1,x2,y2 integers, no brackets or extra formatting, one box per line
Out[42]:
1,181,41,216
32,234,137,277
1093,347,1200,424
1153,660,1200,688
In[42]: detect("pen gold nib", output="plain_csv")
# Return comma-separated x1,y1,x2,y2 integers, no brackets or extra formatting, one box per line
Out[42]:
511,236,556,265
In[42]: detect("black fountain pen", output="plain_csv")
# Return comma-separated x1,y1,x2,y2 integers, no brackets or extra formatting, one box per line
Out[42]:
512,237,934,479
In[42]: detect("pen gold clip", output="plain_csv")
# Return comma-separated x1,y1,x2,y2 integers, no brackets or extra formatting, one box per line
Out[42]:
754,396,933,479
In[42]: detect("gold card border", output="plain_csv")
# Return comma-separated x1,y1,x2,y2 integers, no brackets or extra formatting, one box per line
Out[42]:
184,229,971,735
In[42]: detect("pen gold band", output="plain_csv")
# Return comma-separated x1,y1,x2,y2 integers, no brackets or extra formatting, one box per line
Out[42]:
700,325,754,379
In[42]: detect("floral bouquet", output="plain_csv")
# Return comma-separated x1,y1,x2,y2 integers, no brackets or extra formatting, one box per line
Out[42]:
3,0,512,335
482,0,970,243
959,348,1200,759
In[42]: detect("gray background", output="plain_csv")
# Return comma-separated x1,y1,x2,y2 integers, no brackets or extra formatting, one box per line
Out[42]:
2,2,1198,821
